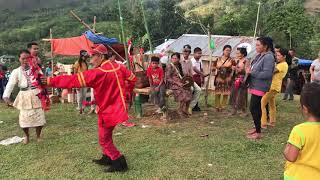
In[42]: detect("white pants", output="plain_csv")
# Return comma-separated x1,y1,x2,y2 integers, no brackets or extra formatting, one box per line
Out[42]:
90,88,96,110
77,88,87,109
190,82,201,109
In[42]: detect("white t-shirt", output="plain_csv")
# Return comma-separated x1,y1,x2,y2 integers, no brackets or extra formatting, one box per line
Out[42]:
311,59,320,81
191,57,203,75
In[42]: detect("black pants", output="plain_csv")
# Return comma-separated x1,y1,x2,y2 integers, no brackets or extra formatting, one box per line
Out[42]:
250,94,262,133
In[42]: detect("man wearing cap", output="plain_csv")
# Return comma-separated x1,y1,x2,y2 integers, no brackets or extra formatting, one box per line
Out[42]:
181,44,202,114
44,44,136,172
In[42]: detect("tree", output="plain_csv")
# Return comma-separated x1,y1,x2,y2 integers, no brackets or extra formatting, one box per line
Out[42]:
264,2,314,57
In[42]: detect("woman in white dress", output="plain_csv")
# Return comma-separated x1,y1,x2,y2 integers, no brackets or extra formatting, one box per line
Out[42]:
3,50,46,144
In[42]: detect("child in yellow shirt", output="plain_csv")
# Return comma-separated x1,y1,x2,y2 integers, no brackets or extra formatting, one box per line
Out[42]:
283,82,320,180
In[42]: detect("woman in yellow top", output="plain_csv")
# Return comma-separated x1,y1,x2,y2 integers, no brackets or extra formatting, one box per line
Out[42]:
260,48,288,128
212,45,236,112
283,82,320,180
73,50,89,114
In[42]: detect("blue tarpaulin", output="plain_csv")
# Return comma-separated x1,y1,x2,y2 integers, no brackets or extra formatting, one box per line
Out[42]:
298,59,313,66
84,31,118,45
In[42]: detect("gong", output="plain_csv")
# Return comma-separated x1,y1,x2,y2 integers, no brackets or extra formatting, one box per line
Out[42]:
181,76,194,89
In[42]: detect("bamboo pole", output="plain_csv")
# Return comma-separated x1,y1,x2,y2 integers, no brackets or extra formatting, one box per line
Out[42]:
139,0,153,53
50,28,54,95
69,10,126,62
70,10,93,32
93,16,96,32
117,0,130,69
205,27,213,107
254,2,261,38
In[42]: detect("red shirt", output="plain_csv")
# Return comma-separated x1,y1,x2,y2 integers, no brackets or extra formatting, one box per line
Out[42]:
146,66,164,86
48,60,136,127
0,71,4,79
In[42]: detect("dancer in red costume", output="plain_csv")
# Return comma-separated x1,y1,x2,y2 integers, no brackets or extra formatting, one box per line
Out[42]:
44,45,136,172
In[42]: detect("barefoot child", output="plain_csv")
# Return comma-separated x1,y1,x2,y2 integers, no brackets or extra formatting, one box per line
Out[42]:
3,50,46,144
283,82,320,179
147,56,166,113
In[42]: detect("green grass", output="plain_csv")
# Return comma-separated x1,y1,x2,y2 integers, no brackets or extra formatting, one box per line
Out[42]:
0,95,304,179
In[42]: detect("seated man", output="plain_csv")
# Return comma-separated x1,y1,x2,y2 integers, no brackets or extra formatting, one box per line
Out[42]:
180,44,201,114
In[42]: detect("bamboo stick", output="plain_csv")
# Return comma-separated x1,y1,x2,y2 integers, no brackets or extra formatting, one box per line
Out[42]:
69,10,126,62
205,27,213,107
50,28,54,95
93,16,96,32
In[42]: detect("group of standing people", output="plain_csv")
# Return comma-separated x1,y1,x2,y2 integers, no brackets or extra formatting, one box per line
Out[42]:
150,37,296,141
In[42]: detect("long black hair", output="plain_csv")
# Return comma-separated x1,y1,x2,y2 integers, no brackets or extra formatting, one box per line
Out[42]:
171,52,183,76
222,45,232,56
237,47,247,57
257,37,275,54
300,82,320,120
277,48,292,64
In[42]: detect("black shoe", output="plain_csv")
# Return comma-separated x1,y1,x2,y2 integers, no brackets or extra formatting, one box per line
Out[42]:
93,154,112,166
105,155,128,173
192,106,201,112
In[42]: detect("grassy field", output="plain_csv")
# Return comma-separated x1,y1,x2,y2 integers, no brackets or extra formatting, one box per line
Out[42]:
0,95,304,179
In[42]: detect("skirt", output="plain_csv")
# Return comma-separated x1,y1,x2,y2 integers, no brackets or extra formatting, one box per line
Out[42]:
19,108,46,128
13,89,46,128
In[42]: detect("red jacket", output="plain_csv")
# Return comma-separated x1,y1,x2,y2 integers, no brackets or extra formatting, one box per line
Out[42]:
48,60,136,127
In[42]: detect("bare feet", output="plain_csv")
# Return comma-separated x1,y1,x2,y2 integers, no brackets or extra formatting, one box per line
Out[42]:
268,122,276,127
246,133,262,140
177,111,184,118
121,121,135,127
37,137,43,143
88,109,95,114
247,128,256,135
228,110,236,116
23,137,29,144
239,112,249,118
261,125,268,129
